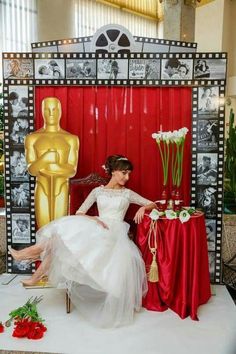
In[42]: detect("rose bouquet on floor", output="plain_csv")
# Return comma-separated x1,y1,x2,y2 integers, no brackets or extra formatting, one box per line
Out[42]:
0,296,47,339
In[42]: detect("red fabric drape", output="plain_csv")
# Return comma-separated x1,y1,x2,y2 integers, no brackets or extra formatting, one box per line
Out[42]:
137,214,211,320
35,86,192,204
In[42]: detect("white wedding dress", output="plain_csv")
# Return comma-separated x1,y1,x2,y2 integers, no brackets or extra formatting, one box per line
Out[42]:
37,186,150,327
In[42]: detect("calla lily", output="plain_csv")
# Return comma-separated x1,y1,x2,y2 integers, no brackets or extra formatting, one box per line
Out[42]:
149,209,161,221
179,210,191,223
165,210,177,220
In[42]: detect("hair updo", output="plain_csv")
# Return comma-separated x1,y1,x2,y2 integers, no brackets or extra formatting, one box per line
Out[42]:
104,155,133,176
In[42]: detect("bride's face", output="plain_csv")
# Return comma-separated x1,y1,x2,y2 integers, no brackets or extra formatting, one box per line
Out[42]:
112,169,131,186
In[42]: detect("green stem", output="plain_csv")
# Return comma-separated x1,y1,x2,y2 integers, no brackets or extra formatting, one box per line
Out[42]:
157,142,166,185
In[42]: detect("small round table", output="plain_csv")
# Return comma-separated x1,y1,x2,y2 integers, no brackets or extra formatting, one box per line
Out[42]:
136,212,211,320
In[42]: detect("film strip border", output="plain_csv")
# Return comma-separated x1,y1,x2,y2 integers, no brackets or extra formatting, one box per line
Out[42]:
31,35,197,53
4,85,36,274
3,52,227,87
191,86,225,283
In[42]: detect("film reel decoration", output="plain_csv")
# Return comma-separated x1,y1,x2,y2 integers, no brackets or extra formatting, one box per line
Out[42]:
90,24,137,54
5,85,36,274
3,25,227,281
2,52,227,88
191,85,225,283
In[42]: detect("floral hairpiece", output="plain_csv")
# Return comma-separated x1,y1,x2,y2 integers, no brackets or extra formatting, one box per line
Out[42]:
117,157,128,161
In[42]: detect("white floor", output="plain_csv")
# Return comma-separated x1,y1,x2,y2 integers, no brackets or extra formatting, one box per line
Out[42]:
0,273,236,354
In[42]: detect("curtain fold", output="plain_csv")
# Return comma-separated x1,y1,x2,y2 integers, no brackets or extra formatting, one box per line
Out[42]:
35,86,192,204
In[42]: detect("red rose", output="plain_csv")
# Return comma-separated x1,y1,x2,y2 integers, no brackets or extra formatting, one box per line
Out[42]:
0,322,4,333
36,322,47,332
12,319,31,338
27,322,44,340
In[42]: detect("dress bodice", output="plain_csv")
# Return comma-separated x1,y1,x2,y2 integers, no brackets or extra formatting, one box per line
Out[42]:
78,186,151,221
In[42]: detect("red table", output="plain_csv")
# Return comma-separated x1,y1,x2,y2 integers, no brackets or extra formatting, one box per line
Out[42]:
136,212,211,320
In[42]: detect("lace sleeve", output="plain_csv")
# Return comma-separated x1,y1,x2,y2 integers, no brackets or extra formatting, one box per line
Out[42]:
77,188,97,214
129,189,152,206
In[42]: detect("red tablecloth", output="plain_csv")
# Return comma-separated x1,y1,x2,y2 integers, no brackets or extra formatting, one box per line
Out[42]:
136,213,211,320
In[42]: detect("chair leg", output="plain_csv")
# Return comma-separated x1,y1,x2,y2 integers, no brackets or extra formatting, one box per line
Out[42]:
66,290,71,313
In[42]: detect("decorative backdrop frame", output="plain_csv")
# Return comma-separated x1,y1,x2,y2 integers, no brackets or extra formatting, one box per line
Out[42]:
2,38,227,283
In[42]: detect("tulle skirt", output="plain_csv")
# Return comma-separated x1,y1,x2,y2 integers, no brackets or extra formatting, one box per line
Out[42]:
36,215,148,327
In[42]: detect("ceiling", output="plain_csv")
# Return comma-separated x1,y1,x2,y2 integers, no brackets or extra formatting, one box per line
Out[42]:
96,0,216,21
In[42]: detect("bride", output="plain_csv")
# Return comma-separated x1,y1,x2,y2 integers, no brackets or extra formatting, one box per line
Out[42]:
9,155,156,327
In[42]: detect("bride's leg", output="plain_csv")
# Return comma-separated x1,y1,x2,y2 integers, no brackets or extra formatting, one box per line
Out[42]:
8,244,43,261
21,252,52,286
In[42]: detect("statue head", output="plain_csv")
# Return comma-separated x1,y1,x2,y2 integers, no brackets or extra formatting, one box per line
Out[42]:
42,97,62,126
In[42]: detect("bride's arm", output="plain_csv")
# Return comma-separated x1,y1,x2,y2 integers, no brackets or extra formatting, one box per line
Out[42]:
75,188,108,229
133,202,157,224
129,190,157,224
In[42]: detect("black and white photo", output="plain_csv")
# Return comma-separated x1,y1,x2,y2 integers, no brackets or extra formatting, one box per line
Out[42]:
66,59,96,79
11,182,30,209
194,58,226,80
10,150,28,181
12,259,32,272
3,58,33,79
129,59,160,80
208,251,215,281
197,153,217,185
12,213,31,244
97,59,128,80
198,86,219,117
10,118,29,145
9,86,28,118
35,59,65,79
197,119,218,151
205,219,216,251
161,58,193,80
196,186,217,218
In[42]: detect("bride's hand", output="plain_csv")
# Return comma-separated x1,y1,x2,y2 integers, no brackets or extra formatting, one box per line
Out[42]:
95,218,109,229
134,206,146,224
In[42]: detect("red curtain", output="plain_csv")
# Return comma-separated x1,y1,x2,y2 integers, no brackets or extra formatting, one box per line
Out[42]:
35,86,192,204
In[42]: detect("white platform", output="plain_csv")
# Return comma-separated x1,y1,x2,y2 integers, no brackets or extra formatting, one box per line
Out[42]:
0,273,236,354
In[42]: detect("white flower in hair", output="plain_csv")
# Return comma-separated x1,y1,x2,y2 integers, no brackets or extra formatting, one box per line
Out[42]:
101,164,107,171
117,157,128,161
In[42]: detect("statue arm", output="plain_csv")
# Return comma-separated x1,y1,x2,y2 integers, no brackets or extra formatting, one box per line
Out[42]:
64,136,79,178
25,135,60,177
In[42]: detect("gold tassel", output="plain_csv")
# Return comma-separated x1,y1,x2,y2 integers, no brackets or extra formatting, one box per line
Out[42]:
148,248,159,283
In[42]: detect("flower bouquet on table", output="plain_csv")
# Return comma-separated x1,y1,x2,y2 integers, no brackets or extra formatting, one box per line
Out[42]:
0,296,47,339
149,206,196,224
152,127,189,211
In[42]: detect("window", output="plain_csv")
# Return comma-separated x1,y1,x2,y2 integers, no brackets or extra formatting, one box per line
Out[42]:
74,0,159,38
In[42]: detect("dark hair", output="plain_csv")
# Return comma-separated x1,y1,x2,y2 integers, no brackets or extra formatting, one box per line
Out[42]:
38,65,47,75
165,58,180,69
203,156,211,162
21,97,28,107
178,63,189,75
9,92,19,100
104,155,133,176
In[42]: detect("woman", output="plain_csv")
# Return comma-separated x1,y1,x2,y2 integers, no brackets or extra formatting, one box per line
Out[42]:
9,155,156,327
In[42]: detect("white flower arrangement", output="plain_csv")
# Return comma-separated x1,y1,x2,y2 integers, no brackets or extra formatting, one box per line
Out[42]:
149,207,195,223
152,127,189,189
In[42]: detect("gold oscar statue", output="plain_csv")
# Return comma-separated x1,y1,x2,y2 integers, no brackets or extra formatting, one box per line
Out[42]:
25,97,79,228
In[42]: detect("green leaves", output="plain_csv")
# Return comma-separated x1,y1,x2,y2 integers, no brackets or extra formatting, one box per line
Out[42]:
6,296,44,326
